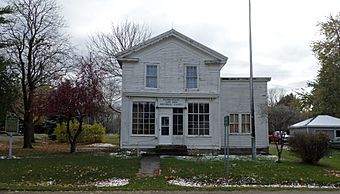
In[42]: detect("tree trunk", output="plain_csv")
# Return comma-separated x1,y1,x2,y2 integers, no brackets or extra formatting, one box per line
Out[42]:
23,111,33,148
22,90,35,148
70,141,76,153
31,128,35,143
276,141,284,163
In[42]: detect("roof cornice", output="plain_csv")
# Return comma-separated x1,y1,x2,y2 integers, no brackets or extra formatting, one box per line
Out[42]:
115,29,228,64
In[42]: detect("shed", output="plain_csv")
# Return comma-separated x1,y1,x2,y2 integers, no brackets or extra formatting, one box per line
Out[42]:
289,115,340,140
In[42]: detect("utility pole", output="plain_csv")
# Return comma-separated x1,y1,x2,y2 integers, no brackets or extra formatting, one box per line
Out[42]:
248,0,256,160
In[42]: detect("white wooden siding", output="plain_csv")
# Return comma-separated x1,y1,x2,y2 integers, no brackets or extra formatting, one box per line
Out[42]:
122,38,221,95
120,33,269,150
220,80,269,148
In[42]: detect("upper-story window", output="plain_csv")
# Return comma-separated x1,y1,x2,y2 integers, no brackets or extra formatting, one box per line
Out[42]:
186,66,198,89
146,65,158,88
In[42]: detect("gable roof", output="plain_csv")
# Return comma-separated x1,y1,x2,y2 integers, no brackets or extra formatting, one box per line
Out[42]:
289,115,340,128
115,29,228,65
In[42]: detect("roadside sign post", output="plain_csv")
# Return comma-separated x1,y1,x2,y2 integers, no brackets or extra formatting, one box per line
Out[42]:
223,115,230,177
5,115,19,159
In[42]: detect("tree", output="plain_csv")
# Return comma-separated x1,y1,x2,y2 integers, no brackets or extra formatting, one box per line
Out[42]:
0,6,17,125
264,89,304,162
88,20,152,109
45,57,105,153
0,0,71,148
0,59,17,125
304,13,340,118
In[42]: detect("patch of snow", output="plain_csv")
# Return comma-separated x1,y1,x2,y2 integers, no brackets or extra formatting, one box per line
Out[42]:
87,143,115,148
109,150,136,158
168,178,339,189
95,178,129,187
172,154,277,161
0,155,20,159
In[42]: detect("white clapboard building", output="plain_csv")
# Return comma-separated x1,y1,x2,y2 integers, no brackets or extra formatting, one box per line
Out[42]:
116,29,270,154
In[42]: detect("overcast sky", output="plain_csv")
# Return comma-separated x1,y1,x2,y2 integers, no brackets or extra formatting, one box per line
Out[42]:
57,0,339,92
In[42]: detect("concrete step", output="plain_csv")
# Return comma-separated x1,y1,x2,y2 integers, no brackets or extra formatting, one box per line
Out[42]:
155,145,188,155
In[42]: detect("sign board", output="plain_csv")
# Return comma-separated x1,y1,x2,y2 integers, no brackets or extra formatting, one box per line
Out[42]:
5,116,19,133
224,115,229,127
157,98,186,108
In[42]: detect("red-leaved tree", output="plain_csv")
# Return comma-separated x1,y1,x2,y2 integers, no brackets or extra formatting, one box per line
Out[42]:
45,57,105,153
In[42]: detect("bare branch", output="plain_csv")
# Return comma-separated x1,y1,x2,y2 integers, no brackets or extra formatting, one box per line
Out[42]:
0,0,72,148
87,19,152,109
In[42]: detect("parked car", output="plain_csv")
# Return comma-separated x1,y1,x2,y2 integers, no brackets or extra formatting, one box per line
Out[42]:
269,131,290,143
330,137,340,149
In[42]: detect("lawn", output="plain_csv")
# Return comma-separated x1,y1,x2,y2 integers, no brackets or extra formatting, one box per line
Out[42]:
161,149,340,187
0,134,339,191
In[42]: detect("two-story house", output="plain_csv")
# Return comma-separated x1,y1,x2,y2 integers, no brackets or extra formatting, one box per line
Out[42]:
116,29,270,154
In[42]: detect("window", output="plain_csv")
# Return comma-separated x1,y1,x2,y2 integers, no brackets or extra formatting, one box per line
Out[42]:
241,113,251,133
173,108,183,135
186,66,197,89
230,113,251,134
188,103,209,135
336,130,340,137
146,65,157,88
230,114,239,133
132,102,155,135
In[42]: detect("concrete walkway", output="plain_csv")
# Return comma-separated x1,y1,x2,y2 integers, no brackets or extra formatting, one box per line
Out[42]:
139,155,160,176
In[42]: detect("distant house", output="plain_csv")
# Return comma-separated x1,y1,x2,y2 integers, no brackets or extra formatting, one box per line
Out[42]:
116,29,270,154
289,115,340,140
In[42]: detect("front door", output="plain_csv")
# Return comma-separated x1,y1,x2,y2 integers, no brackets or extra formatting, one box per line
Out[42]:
159,115,172,144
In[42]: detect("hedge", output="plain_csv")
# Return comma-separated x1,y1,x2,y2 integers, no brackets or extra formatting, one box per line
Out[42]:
55,120,106,143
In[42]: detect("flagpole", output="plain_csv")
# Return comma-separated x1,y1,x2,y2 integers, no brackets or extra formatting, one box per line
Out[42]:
249,0,256,160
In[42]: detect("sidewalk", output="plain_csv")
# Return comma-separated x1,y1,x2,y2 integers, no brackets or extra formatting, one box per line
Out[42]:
139,155,160,176
3,190,340,194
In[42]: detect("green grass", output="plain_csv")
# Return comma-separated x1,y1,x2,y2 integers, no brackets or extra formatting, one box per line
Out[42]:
0,152,139,190
161,156,340,186
1,139,339,191
103,133,120,145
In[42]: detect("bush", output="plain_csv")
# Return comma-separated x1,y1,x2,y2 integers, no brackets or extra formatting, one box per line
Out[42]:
289,132,330,164
55,120,106,143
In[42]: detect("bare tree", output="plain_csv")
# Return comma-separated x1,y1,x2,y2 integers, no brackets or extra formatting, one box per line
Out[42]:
0,0,72,148
267,88,286,107
88,20,152,109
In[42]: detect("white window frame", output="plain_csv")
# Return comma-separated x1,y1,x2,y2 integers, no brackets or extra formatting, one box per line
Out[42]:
241,113,251,133
145,64,159,89
229,113,251,134
185,65,199,90
131,101,156,136
187,102,210,136
229,113,239,134
173,108,184,135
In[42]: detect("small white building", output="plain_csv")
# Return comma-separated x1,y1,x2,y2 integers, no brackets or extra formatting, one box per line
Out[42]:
289,115,340,141
116,29,270,154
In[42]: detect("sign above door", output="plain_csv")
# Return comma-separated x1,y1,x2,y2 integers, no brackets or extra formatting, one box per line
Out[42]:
157,98,185,108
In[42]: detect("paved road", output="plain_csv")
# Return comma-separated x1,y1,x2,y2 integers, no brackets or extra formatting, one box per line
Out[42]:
2,191,340,194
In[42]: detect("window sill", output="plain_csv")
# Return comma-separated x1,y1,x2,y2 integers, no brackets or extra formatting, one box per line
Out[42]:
131,134,156,137
145,87,160,90
185,88,199,91
229,133,251,136
187,135,211,138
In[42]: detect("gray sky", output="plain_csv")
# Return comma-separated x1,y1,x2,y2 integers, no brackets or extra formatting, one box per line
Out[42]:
57,0,339,92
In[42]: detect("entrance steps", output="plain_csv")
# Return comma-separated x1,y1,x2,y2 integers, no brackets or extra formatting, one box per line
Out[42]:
155,145,188,155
